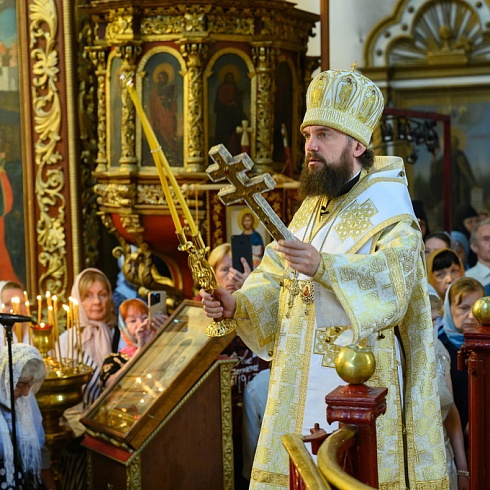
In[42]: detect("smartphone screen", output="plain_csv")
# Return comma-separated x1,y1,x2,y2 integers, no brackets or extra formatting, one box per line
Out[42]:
231,234,253,273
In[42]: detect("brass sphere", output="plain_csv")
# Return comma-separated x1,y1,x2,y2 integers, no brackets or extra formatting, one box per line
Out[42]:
472,296,490,326
334,345,376,384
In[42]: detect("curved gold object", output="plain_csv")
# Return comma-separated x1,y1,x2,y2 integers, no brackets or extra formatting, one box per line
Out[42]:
281,433,331,490
472,296,490,326
334,345,376,384
206,319,237,338
318,426,375,489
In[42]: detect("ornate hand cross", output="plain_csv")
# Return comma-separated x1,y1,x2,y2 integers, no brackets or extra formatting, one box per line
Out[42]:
207,144,294,242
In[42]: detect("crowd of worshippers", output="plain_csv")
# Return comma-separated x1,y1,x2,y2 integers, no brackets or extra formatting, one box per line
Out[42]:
1,208,485,490
0,246,268,489
415,199,490,488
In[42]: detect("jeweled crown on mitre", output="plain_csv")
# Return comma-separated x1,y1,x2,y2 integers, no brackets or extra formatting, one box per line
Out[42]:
300,67,384,147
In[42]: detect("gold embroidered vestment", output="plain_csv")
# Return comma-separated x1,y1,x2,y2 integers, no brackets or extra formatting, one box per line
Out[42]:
234,156,448,489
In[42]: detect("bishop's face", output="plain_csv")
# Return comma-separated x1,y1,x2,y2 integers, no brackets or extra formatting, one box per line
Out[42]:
299,126,363,200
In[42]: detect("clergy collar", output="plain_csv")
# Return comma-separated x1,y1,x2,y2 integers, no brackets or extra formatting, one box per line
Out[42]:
337,170,361,197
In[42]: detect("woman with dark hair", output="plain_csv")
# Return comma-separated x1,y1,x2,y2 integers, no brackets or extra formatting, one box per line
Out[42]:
424,231,452,257
426,248,465,300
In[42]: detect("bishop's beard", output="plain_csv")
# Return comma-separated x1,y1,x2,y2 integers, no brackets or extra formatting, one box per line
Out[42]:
298,146,355,200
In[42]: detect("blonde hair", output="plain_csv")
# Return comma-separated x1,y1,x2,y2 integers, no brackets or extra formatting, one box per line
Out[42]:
208,243,231,270
448,277,485,308
78,270,112,299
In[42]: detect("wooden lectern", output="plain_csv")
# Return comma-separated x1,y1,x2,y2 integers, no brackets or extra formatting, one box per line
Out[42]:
81,300,236,489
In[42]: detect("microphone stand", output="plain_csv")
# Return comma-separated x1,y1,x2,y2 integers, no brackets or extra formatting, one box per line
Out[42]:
1,313,34,488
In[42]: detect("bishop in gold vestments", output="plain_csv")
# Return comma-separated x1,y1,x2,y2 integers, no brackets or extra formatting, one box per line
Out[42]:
202,68,448,489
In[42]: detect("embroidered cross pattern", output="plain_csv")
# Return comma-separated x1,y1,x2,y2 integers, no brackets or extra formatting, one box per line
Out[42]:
207,144,294,242
313,326,345,367
336,198,378,241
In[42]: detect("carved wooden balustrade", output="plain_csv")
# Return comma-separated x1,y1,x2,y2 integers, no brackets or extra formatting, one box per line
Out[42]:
459,297,490,490
283,346,387,489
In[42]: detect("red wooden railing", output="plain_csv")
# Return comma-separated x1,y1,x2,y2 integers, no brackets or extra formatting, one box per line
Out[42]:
285,382,387,489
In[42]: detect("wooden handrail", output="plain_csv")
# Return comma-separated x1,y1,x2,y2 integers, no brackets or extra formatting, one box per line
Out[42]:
318,426,376,490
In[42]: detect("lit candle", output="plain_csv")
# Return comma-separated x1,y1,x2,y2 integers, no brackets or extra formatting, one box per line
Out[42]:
37,295,42,325
25,301,32,344
23,291,29,312
69,297,76,364
63,304,70,363
11,296,19,314
72,299,81,363
11,297,22,342
1,304,4,347
52,295,62,367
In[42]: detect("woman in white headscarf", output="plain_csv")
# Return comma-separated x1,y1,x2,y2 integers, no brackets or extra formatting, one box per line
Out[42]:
59,269,123,490
0,343,55,489
59,268,123,410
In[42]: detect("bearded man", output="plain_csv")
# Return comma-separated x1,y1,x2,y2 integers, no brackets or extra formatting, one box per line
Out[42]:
201,68,448,489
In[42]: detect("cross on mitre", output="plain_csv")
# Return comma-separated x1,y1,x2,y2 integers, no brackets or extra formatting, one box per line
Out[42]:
207,144,294,242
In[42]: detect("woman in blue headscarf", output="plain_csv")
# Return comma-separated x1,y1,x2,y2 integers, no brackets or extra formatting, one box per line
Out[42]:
439,276,485,434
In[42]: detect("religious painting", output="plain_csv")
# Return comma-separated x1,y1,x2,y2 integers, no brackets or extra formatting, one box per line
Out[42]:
141,51,184,167
226,205,269,269
393,86,490,231
0,0,26,287
108,54,123,168
207,52,252,158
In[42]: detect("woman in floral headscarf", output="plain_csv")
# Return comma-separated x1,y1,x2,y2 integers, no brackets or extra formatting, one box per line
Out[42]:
0,343,55,489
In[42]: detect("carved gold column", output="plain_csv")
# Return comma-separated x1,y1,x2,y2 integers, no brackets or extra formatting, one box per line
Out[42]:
89,47,110,173
251,43,276,174
180,39,209,172
117,44,142,173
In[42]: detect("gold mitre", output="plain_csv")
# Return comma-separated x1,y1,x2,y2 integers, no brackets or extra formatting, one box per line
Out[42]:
300,68,384,146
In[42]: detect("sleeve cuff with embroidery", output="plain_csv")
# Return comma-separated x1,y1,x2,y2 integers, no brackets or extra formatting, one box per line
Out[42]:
312,254,333,290
233,291,248,320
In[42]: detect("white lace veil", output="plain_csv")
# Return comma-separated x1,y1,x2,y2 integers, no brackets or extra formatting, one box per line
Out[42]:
0,343,45,487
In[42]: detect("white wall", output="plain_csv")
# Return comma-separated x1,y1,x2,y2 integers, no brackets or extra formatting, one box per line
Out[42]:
290,0,396,69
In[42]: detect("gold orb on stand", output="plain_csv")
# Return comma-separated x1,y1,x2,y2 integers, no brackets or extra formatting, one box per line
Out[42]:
334,345,376,385
472,296,490,326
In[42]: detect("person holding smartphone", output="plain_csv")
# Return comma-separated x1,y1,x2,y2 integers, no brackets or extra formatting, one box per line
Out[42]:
206,243,269,489
100,298,167,390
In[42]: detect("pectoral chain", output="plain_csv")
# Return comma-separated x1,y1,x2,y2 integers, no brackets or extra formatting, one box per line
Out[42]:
285,275,315,318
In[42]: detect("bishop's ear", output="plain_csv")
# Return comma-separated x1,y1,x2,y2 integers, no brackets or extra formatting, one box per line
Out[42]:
352,140,367,158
